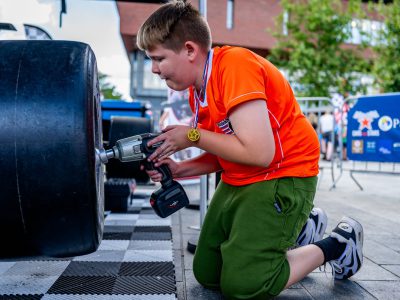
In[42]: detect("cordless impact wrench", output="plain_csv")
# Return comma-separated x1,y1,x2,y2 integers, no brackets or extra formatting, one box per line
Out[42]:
98,133,189,218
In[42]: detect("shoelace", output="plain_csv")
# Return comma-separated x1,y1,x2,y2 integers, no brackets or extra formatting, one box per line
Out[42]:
316,262,328,278
329,261,342,278
318,262,338,281
327,242,357,280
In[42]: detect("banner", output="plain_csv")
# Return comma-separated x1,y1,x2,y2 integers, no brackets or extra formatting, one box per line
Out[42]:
347,93,400,162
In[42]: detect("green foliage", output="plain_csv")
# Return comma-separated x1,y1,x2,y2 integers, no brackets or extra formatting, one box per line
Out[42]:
99,72,123,100
370,0,400,92
268,0,368,97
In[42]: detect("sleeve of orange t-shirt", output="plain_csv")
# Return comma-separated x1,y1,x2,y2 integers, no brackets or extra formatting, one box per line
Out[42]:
217,48,268,114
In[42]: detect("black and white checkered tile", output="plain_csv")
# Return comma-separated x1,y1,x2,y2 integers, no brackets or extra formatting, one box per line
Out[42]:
0,198,176,299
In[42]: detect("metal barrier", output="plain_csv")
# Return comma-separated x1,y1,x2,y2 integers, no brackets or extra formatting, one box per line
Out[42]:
331,94,400,190
296,97,338,189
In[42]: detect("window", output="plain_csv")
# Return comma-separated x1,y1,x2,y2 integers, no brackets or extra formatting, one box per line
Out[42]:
131,51,167,99
143,57,167,90
282,10,289,36
345,18,385,46
226,0,234,30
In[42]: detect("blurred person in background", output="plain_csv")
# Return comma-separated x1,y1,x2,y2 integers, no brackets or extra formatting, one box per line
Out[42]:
319,111,334,161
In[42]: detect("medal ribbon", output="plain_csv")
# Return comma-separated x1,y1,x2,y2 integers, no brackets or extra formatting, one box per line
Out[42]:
192,51,210,129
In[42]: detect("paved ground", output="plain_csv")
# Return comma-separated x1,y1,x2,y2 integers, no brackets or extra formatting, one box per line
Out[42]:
174,161,400,299
1,160,399,299
0,193,177,299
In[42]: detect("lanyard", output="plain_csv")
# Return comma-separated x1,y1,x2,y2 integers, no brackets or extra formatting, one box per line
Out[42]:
192,51,210,129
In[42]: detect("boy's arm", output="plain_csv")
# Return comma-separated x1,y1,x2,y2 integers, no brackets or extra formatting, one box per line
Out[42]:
197,99,275,167
149,99,275,167
148,152,221,182
175,152,222,178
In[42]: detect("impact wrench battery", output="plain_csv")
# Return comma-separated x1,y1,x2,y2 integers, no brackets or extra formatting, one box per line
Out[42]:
97,133,189,218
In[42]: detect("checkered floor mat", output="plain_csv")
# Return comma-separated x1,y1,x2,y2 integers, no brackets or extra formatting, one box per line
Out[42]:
0,199,176,299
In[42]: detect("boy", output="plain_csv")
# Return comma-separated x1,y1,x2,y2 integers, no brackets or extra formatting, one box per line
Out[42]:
137,1,363,299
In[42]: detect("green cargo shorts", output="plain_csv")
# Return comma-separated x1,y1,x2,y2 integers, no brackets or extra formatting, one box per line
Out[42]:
193,176,317,300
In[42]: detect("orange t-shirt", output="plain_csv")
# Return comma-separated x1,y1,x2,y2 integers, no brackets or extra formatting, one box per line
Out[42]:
189,46,320,186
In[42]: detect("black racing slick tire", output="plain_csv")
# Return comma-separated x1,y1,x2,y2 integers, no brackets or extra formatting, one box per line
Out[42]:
0,40,104,257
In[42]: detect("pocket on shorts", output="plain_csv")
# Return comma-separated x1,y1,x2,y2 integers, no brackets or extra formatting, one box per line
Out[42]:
275,177,317,249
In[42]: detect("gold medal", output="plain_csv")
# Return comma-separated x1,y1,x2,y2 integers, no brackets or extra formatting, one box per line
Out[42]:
187,128,200,142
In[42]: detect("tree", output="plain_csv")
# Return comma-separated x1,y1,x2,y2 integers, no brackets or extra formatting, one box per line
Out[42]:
370,0,400,92
268,0,368,97
99,72,123,100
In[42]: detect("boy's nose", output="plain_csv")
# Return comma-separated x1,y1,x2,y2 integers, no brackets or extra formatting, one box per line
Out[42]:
151,61,160,74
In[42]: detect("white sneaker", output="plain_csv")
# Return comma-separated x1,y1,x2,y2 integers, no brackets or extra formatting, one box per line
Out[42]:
329,216,364,280
296,207,328,247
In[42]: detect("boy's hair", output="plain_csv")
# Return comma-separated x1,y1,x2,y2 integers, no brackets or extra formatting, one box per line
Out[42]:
137,0,211,52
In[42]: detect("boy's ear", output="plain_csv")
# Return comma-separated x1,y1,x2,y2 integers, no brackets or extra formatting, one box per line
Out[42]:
184,41,200,62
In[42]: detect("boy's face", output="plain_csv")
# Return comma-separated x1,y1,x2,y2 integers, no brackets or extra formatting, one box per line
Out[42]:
146,44,195,91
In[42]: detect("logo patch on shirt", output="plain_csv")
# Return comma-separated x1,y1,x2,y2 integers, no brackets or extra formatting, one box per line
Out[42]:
217,118,235,135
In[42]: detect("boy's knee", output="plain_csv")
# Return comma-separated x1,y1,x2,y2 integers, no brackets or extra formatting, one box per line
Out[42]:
220,272,280,300
221,273,262,299
193,264,220,290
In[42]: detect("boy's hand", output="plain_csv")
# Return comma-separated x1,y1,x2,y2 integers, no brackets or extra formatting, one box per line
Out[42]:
147,125,193,162
141,158,179,182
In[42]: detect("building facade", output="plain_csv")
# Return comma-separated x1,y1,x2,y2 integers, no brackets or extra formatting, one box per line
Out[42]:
117,0,283,113
117,0,383,114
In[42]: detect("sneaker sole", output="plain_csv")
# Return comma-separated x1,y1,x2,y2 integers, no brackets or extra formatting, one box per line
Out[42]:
333,216,364,280
312,207,328,242
340,216,364,248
